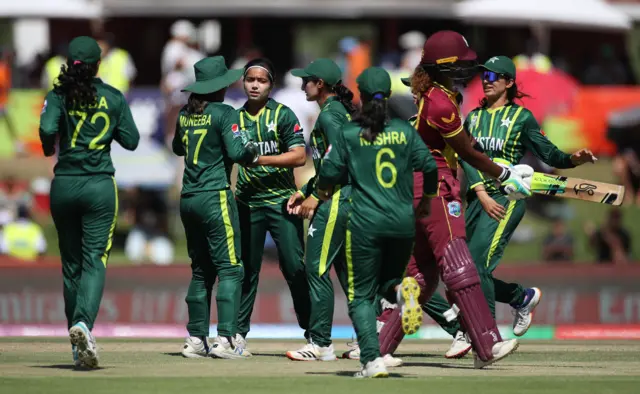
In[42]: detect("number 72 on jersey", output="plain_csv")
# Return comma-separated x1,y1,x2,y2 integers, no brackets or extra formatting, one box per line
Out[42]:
529,172,625,206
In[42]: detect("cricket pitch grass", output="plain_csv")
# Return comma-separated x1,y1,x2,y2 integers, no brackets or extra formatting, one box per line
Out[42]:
1,338,639,394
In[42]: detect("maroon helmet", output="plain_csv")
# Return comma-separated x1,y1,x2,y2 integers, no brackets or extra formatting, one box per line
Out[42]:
420,30,478,84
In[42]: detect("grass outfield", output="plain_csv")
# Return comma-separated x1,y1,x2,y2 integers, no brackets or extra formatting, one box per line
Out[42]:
0,338,639,393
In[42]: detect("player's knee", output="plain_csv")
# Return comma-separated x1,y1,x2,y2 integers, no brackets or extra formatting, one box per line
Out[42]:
217,263,244,282
441,238,480,291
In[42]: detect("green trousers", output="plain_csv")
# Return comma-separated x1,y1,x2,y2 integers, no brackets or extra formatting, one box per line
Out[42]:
306,189,351,347
236,201,310,338
180,190,244,338
343,228,413,365
50,175,118,331
421,193,527,329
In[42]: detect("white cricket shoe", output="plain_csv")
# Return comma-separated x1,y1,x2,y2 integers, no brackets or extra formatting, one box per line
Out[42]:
286,342,337,361
71,345,87,369
382,354,403,367
181,336,210,358
69,322,99,368
445,331,472,359
234,333,248,352
473,339,519,369
354,357,389,378
513,288,542,336
209,335,252,359
398,277,422,335
342,338,360,360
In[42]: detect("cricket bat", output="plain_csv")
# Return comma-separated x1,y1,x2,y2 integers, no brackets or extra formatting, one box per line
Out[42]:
529,172,625,206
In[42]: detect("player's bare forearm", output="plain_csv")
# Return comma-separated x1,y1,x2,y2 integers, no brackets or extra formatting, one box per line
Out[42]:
447,132,503,178
256,146,306,168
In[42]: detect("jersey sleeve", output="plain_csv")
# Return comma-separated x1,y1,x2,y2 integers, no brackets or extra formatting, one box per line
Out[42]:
409,128,438,196
38,91,63,157
420,94,463,139
220,106,253,164
172,116,185,156
318,110,346,146
316,129,348,193
114,93,140,151
278,106,306,150
521,114,574,169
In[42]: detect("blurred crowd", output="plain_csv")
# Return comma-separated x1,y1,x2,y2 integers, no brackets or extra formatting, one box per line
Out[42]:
0,20,637,265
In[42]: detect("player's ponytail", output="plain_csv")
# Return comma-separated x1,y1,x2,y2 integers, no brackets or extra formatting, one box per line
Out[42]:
355,93,389,143
506,82,531,104
186,91,226,115
332,82,358,115
54,62,99,108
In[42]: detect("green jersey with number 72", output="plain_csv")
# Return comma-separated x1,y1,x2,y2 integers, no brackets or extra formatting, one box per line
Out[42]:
39,79,139,176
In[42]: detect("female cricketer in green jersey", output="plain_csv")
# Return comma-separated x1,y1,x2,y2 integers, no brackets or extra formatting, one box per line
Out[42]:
172,56,260,360
458,55,595,334
317,66,437,378
234,58,311,349
285,58,357,361
39,36,140,369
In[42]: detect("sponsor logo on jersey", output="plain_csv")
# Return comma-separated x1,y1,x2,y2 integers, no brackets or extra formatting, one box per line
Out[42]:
311,146,323,160
325,144,332,155
447,201,462,218
540,129,546,136
441,112,456,124
294,124,302,134
41,100,47,114
232,123,240,138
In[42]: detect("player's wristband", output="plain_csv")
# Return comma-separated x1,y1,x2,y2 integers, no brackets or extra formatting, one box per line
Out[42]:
498,167,510,182
310,193,320,202
296,190,305,199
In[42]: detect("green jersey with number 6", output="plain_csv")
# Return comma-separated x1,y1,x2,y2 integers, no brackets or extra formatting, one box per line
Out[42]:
39,78,140,176
317,118,437,237
172,102,256,195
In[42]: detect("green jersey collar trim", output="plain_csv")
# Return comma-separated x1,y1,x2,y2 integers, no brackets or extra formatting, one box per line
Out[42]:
239,98,280,114
320,95,339,111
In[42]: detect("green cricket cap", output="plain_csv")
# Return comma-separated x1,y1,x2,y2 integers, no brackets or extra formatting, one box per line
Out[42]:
356,67,392,98
68,36,101,64
481,56,516,79
401,76,412,87
291,58,342,86
182,56,243,94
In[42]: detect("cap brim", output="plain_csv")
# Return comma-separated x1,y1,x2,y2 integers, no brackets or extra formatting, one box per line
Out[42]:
400,77,411,87
290,68,311,78
182,68,243,94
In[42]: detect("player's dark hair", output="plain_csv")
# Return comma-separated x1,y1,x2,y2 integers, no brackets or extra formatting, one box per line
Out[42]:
479,81,531,107
354,94,389,142
331,82,358,115
54,62,99,108
186,91,225,115
243,57,275,85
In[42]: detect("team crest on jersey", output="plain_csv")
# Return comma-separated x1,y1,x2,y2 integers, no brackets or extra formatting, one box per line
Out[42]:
447,201,462,218
540,129,547,136
294,124,302,134
231,123,240,138
41,100,47,114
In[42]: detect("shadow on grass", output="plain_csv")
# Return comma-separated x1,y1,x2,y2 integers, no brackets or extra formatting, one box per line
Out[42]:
32,365,109,371
306,371,410,378
163,352,184,357
401,362,473,369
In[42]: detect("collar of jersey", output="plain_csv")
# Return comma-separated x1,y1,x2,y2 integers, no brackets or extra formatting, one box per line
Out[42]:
321,95,339,111
240,98,279,120
486,105,505,114
432,82,456,98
